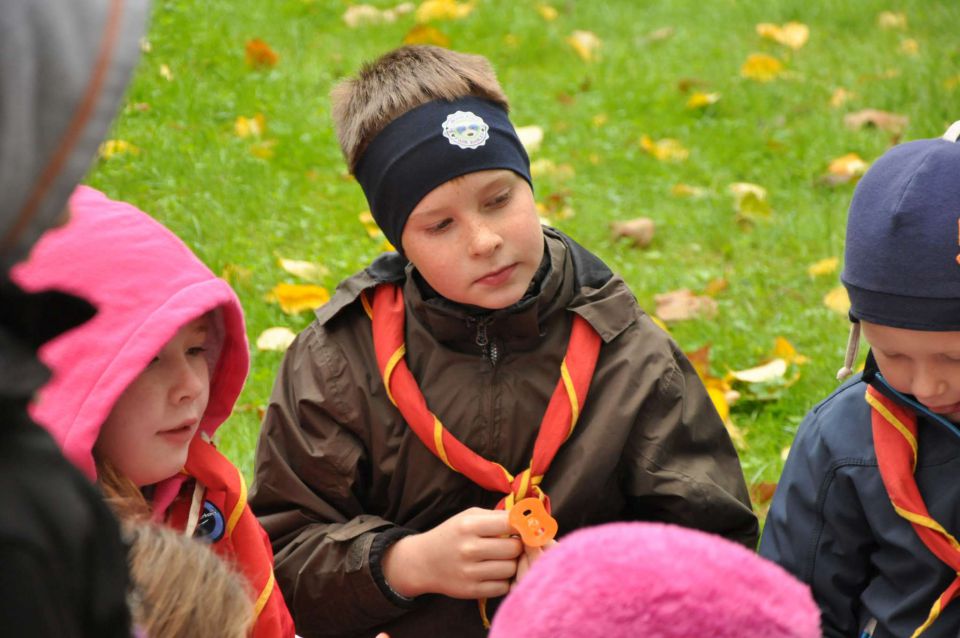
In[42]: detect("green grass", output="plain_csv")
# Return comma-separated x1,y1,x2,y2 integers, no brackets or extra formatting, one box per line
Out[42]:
89,0,960,491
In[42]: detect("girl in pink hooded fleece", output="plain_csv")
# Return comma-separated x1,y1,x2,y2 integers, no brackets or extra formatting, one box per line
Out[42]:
489,522,820,638
12,186,295,638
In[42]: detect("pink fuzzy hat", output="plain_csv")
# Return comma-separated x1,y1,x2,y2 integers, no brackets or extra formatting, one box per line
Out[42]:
490,522,820,638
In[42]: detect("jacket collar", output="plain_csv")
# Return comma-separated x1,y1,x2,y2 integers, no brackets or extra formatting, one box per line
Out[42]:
863,350,960,443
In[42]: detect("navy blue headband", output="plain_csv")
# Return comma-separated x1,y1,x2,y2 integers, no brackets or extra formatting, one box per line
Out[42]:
354,97,532,252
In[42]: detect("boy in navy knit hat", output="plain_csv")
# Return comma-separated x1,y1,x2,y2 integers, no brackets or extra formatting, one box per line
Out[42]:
761,121,960,638
250,45,758,638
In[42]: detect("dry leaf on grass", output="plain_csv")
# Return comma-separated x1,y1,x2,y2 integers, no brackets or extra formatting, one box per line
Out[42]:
256,327,297,352
671,183,708,198
823,286,851,315
245,39,279,68
277,258,329,282
899,38,919,55
686,92,721,109
610,218,655,248
772,336,809,365
729,182,771,219
740,53,783,82
267,283,330,314
567,30,602,61
403,24,450,46
516,125,544,153
877,11,907,29
729,358,788,384
234,114,266,138
98,140,140,160
756,22,809,50
821,153,869,186
640,135,689,162
416,0,474,22
844,109,908,135
536,4,558,21
654,289,718,322
343,3,414,27
830,88,855,108
807,257,838,277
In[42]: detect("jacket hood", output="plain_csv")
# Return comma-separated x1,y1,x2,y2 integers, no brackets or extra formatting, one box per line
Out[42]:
0,0,149,274
11,186,249,481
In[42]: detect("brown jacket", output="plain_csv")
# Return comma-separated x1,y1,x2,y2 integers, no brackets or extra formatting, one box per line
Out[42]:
250,229,758,638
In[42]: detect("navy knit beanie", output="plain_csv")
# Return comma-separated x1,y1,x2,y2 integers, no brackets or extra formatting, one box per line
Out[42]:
842,121,960,331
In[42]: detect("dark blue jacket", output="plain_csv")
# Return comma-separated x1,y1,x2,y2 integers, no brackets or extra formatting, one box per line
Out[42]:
760,355,960,638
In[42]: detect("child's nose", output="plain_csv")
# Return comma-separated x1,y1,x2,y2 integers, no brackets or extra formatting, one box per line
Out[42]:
468,220,503,257
912,364,948,403
171,360,205,403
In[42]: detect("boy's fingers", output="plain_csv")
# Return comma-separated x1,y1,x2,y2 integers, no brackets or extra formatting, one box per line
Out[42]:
464,509,514,536
468,558,519,582
469,536,523,560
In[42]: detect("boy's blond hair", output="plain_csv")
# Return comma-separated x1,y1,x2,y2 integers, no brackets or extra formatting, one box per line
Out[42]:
331,45,510,171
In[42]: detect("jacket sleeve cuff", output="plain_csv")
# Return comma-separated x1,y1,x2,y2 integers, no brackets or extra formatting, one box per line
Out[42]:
369,527,419,608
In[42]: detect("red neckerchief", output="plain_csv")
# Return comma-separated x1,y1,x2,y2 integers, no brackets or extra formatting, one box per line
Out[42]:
867,385,960,638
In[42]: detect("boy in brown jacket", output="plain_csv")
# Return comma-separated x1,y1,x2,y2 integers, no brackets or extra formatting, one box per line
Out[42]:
250,45,758,638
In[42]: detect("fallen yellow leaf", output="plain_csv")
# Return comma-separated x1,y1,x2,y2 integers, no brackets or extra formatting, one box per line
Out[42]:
829,87,855,108
707,386,731,424
591,113,608,127
654,289,718,322
671,183,708,198
640,135,689,162
756,21,809,50
415,0,474,22
98,139,140,160
359,210,383,239
536,4,558,21
823,286,851,315
516,125,544,153
729,182,771,218
740,53,784,82
220,263,252,285
245,38,279,68
267,283,330,314
277,258,329,282
899,38,919,56
256,327,297,352
729,358,788,384
807,257,839,277
403,24,450,46
704,278,729,296
249,140,277,160
529,159,574,181
772,336,809,365
828,153,869,179
567,30,602,62
159,64,174,81
877,10,907,29
686,91,721,109
650,316,670,333
781,445,791,461
343,2,414,27
234,113,266,138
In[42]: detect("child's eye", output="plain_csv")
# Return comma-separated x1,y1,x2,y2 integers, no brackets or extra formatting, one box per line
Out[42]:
428,219,453,234
187,346,207,356
487,189,512,208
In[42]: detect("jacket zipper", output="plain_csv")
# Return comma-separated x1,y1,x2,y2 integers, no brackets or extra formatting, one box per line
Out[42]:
470,317,499,366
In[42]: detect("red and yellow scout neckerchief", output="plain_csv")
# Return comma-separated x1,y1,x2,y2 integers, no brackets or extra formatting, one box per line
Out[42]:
168,437,296,638
867,385,960,638
364,283,601,625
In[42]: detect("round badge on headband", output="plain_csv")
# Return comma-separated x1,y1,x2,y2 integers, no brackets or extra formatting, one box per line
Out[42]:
354,97,532,254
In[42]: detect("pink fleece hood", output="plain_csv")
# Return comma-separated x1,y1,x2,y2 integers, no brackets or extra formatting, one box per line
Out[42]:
12,186,249,481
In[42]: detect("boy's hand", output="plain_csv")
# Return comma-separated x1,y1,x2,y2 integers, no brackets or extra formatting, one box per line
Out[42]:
382,507,523,600
512,539,556,591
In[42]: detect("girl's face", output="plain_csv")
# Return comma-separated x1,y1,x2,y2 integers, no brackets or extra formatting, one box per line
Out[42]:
96,317,211,486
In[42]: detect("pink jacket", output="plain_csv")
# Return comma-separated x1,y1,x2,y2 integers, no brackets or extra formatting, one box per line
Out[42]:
12,185,248,487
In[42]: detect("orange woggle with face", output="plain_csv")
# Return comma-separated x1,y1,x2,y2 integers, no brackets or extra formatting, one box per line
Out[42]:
508,498,558,547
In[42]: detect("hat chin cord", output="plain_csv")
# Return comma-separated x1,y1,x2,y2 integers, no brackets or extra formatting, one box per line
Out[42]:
836,321,862,381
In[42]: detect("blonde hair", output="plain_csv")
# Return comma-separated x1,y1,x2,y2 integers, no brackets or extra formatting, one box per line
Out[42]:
331,45,510,171
125,522,254,638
